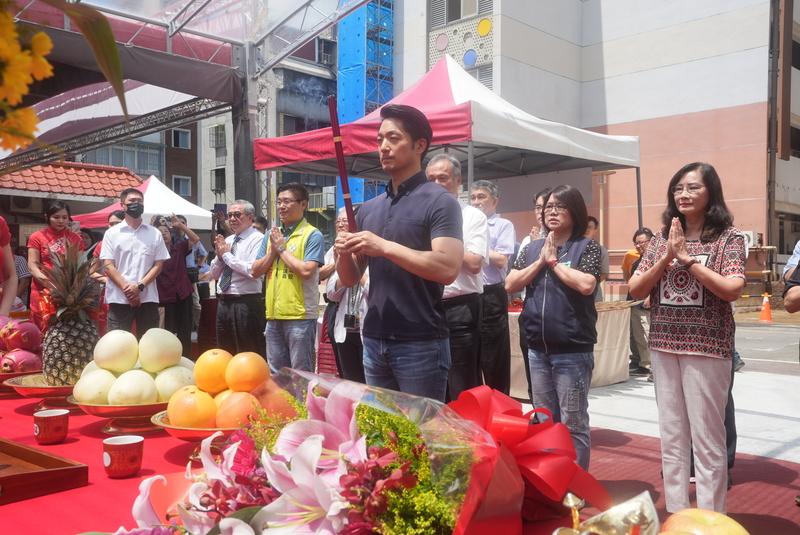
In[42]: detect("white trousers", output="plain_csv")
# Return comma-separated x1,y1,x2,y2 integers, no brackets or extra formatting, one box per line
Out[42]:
651,349,731,513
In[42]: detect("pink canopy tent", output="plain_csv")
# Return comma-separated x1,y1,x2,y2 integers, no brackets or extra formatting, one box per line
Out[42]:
254,55,640,184
72,176,212,229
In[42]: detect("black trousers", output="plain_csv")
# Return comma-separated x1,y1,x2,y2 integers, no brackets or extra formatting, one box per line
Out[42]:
336,331,366,384
162,295,193,358
479,283,510,395
443,293,482,402
107,302,160,339
215,296,267,358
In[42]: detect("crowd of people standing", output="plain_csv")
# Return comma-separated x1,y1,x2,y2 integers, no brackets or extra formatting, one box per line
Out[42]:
0,103,763,519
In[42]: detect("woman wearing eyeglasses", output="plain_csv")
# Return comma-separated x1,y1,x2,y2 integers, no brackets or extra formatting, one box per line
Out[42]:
629,163,745,514
506,184,601,471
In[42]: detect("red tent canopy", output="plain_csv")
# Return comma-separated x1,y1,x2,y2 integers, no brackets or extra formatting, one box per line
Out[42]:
253,56,640,181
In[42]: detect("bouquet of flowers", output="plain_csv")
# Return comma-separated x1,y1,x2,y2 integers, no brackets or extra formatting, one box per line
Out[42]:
114,370,612,535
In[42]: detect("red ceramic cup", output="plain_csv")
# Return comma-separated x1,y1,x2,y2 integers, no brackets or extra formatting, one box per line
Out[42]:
33,409,70,445
103,435,144,478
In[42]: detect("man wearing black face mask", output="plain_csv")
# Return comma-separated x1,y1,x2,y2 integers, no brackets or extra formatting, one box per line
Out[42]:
100,188,170,337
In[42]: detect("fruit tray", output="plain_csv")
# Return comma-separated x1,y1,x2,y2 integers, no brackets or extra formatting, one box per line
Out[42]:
0,370,40,392
0,437,88,505
151,411,238,443
68,396,169,435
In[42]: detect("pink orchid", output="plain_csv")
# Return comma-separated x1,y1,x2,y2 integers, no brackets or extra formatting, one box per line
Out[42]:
252,434,348,535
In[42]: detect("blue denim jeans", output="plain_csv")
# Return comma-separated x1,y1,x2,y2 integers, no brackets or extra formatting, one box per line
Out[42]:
528,349,594,470
265,319,317,373
362,337,451,402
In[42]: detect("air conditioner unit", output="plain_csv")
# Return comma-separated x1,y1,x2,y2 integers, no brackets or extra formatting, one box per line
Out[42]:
741,230,758,248
10,196,43,214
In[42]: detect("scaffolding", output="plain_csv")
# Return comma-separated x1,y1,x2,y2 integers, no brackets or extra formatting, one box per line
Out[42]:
365,0,394,114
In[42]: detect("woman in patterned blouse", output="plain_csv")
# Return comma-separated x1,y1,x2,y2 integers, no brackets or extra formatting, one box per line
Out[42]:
629,162,746,514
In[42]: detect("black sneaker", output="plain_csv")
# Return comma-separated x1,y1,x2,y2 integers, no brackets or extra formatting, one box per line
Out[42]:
630,366,650,376
733,356,745,372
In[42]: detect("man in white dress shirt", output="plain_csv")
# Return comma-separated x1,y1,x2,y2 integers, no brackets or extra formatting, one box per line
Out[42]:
101,188,170,338
211,200,266,357
427,154,489,401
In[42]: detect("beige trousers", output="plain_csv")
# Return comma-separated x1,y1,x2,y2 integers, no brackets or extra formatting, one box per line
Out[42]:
651,349,731,513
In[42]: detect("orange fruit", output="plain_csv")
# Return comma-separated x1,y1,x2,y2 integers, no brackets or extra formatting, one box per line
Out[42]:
253,377,298,420
213,389,234,407
193,349,233,394
225,352,270,392
215,392,261,428
167,385,217,428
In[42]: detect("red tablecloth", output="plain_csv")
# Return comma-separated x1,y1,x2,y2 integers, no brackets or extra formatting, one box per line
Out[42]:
0,391,197,535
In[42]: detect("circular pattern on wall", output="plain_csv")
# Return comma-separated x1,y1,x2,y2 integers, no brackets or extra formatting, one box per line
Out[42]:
463,49,477,67
436,33,449,51
477,18,492,36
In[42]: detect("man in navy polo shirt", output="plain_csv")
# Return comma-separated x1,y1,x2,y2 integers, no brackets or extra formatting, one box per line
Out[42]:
336,104,464,402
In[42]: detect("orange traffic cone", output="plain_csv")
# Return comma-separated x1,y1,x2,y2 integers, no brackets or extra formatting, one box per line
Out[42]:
758,293,772,323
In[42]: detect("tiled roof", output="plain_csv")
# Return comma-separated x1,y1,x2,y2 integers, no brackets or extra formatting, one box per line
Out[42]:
0,162,144,198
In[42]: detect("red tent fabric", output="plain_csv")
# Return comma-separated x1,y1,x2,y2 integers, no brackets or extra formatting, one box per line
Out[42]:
253,56,640,180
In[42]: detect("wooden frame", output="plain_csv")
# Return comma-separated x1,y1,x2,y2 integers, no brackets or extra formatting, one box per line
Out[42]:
0,438,88,505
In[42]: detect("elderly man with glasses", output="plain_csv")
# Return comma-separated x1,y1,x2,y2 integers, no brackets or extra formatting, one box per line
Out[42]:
211,199,267,357
252,182,325,373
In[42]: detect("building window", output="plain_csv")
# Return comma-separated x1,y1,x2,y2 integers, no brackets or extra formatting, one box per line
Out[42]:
173,129,191,149
173,175,191,196
318,38,336,66
793,41,800,70
211,168,226,193
209,124,225,148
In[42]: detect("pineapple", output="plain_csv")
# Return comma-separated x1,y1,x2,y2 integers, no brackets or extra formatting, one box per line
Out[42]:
38,242,101,386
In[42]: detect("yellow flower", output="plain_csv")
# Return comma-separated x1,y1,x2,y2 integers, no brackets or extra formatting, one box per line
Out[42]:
0,48,33,106
27,32,53,81
0,106,39,151
0,12,17,49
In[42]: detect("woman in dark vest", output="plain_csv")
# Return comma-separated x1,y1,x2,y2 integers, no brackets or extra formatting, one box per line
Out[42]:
506,184,602,470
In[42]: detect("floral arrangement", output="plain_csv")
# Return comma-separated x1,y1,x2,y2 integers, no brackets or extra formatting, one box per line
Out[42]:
1,0,126,154
115,371,489,535
0,1,53,151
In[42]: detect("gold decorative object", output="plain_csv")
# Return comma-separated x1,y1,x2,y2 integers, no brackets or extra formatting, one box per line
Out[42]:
552,491,658,535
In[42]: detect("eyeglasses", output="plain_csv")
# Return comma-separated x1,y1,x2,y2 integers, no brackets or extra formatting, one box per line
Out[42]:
275,199,299,207
534,205,543,212
671,184,705,196
634,239,651,247
227,211,244,219
335,220,348,227
543,204,568,214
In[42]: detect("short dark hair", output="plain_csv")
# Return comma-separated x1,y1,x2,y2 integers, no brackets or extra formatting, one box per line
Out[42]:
542,184,589,239
534,187,553,204
109,210,125,222
177,215,187,224
379,104,433,160
632,227,653,243
277,182,309,203
254,216,268,227
80,229,98,247
662,162,733,242
44,200,70,220
587,216,599,227
120,188,143,203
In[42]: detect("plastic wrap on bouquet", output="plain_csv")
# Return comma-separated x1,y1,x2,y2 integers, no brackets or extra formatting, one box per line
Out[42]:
272,369,499,527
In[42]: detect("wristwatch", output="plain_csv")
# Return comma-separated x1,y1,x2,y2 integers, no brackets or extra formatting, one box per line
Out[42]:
137,282,145,292
277,245,287,254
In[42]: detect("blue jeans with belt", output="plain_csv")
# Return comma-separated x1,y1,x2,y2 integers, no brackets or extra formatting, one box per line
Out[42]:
528,349,594,470
362,337,451,402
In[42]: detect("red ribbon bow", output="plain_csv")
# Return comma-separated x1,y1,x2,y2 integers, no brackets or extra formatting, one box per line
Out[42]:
448,385,613,533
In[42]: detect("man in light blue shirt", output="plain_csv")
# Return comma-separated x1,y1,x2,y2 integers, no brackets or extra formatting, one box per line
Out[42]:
471,180,516,395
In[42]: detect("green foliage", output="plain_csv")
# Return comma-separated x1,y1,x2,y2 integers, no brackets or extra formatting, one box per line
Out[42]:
244,390,307,454
355,404,474,535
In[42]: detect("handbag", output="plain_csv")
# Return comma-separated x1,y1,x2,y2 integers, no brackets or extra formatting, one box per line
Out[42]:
186,267,199,285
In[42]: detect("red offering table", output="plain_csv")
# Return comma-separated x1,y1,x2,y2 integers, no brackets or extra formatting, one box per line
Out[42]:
0,391,196,535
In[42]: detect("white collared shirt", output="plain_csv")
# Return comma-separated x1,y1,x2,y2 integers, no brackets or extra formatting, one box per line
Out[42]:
100,221,171,305
209,225,265,295
444,204,489,298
